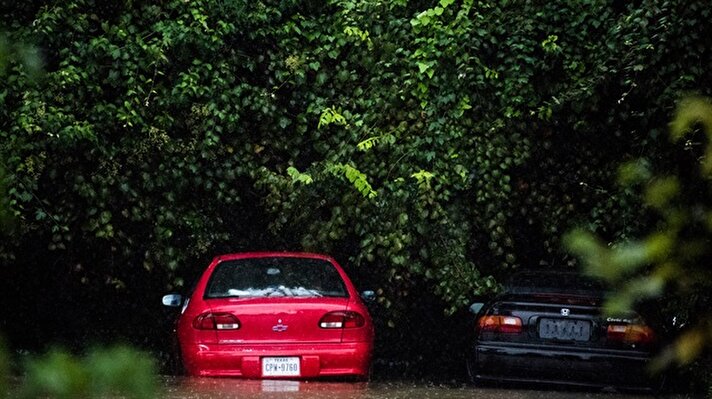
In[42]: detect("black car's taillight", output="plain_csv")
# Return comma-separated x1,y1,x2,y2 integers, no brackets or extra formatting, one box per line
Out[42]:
606,323,655,345
478,315,523,333
193,312,240,330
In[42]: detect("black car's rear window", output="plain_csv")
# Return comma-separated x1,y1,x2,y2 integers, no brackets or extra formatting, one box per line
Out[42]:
504,271,606,297
205,257,348,299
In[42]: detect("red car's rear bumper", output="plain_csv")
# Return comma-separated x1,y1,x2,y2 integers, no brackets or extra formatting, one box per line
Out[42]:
181,342,373,379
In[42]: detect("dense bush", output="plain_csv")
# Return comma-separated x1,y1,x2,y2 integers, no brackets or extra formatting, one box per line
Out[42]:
1,0,710,373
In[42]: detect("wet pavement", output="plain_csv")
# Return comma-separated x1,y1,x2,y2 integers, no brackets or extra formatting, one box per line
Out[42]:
159,377,698,399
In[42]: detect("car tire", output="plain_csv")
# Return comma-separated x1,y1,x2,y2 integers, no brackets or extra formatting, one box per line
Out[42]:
465,356,479,385
650,373,668,395
359,364,374,382
169,345,187,376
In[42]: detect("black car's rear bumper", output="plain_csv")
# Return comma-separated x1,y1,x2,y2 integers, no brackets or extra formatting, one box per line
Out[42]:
472,341,655,389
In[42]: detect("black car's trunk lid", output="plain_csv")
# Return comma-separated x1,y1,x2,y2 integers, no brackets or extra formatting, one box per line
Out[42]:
479,293,652,350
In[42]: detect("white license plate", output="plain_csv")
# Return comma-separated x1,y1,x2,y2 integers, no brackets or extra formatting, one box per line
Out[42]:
262,357,300,377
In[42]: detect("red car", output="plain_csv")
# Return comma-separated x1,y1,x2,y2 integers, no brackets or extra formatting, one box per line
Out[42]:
162,252,375,379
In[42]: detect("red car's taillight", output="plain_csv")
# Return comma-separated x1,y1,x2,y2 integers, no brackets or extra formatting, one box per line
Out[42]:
319,311,365,329
193,312,241,330
607,323,655,345
478,315,523,333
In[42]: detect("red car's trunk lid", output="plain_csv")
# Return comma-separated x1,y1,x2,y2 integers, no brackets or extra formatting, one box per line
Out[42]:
207,297,350,344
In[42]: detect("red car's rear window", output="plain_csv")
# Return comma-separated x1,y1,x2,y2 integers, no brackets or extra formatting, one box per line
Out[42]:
205,257,348,299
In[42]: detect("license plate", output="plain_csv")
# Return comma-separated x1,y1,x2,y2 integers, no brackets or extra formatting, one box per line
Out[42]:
538,318,591,341
262,357,300,377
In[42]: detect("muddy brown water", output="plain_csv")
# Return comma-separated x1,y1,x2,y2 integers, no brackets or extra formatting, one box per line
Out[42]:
159,377,697,399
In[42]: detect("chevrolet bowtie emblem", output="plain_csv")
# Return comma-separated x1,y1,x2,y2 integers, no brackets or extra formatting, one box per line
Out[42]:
272,324,288,332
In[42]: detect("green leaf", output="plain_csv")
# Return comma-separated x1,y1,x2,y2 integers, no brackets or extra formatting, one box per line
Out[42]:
287,167,313,185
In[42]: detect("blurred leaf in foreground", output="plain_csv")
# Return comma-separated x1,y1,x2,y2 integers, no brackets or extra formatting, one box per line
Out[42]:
20,346,156,399
85,346,157,399
21,350,88,399
567,96,712,369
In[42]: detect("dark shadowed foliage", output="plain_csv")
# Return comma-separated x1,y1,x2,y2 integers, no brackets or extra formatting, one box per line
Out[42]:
0,0,710,384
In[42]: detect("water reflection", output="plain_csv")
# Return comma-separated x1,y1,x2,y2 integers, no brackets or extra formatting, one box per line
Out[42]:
163,377,369,399
161,377,667,399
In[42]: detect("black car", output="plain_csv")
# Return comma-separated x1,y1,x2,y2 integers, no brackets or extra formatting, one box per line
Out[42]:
466,271,659,390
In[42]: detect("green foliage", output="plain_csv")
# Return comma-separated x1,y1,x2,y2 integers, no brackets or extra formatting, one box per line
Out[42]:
671,96,712,174
357,133,396,152
0,35,41,233
566,97,712,371
16,346,156,399
287,166,313,185
0,33,42,78
0,0,710,334
327,163,377,199
0,165,11,232
411,170,435,190
318,107,348,129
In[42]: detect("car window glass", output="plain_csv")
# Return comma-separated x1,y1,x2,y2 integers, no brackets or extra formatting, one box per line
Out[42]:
504,271,607,296
205,257,348,298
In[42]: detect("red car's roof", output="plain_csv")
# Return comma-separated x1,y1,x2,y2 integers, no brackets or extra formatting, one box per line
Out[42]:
213,252,336,263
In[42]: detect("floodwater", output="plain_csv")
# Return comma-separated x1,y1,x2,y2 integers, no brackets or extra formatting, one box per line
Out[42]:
159,377,697,399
